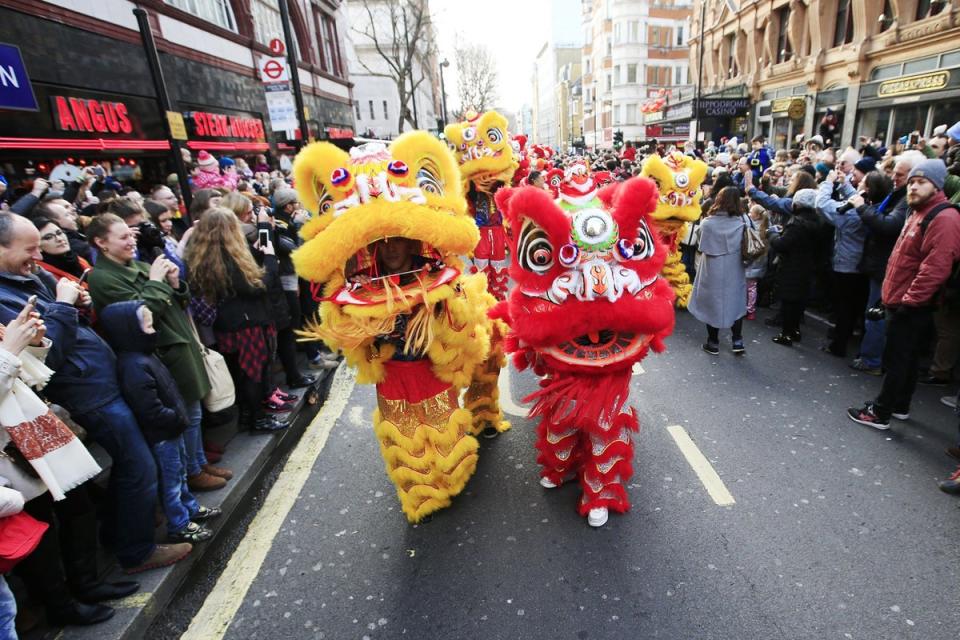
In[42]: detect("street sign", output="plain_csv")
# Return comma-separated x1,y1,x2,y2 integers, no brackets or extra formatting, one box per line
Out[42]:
0,43,38,111
265,85,298,131
166,110,188,140
258,56,289,83
269,38,285,56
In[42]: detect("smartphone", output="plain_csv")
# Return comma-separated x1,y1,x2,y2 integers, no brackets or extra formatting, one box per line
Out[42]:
909,133,919,145
78,268,91,285
258,228,271,247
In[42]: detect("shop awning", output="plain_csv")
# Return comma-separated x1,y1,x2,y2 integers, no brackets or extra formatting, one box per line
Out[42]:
185,141,270,152
0,137,170,151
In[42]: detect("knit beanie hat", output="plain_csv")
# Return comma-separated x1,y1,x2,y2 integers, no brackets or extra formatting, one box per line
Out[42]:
792,188,818,210
814,162,832,176
907,159,947,191
197,150,218,169
947,121,960,143
219,156,235,169
854,157,877,174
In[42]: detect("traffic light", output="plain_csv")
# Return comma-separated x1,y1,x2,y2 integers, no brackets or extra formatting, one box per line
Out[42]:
614,130,624,148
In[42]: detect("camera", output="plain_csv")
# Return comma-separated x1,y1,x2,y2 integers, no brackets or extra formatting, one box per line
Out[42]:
836,200,857,214
136,221,165,251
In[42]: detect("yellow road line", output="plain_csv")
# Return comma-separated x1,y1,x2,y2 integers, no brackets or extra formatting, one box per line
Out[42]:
666,424,736,506
498,365,528,417
181,363,356,640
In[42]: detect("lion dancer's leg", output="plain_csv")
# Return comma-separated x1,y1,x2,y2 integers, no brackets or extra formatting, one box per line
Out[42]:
578,410,639,526
374,360,479,523
654,219,692,307
472,225,510,301
463,320,511,437
535,414,583,487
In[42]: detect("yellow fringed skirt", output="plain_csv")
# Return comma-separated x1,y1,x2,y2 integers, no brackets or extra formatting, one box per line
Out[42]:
374,360,479,523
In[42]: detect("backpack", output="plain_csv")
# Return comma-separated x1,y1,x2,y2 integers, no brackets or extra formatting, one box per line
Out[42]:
919,203,960,310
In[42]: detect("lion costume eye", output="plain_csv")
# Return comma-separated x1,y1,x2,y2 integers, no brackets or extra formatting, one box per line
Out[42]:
462,127,476,142
518,219,554,273
417,166,443,195
632,220,656,260
674,173,689,188
487,128,503,144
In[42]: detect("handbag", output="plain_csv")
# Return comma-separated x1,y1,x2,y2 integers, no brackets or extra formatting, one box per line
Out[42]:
0,510,48,573
187,316,236,413
741,215,767,263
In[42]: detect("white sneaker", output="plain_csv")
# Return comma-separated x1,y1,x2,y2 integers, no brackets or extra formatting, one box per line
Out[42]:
891,411,910,420
942,395,958,409
587,507,608,527
539,476,559,488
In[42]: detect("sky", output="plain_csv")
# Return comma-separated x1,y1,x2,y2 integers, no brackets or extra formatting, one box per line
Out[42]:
429,0,555,114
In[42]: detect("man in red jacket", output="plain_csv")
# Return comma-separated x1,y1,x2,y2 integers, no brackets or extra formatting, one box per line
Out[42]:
848,159,960,430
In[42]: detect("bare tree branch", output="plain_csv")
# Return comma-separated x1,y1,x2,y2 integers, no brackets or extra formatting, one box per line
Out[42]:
454,42,498,115
353,0,435,134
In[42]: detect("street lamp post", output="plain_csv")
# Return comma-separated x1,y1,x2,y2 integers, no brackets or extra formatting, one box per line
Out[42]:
439,59,450,129
592,81,598,152
694,0,706,143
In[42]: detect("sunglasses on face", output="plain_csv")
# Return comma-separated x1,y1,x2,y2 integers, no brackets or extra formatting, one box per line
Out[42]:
41,229,65,242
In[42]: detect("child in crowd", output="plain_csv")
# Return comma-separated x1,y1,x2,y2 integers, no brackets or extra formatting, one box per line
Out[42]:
745,204,770,320
99,300,221,544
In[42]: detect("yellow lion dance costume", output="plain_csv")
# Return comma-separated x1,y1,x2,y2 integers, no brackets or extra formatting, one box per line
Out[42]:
640,151,708,307
444,110,517,300
291,132,509,523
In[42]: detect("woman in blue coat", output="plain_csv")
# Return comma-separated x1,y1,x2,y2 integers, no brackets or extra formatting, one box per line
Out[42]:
688,187,748,355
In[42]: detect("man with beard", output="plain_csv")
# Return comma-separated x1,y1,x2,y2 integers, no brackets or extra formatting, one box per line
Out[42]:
848,159,960,430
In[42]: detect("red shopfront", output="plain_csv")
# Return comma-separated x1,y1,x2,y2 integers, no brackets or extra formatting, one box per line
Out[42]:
181,107,270,156
0,83,170,181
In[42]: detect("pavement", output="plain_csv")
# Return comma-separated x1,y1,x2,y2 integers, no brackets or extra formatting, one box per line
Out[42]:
139,309,960,639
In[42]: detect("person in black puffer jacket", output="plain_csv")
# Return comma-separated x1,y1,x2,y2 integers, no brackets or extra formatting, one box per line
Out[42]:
184,207,288,432
99,300,219,545
769,188,825,347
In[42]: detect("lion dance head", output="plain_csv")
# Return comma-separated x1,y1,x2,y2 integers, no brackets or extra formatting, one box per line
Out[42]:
493,177,675,376
639,151,708,307
443,110,517,187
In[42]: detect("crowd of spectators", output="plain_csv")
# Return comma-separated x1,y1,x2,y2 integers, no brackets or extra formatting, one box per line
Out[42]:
0,150,337,635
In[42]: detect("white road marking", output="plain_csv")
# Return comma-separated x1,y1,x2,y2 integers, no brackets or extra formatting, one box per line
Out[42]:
666,424,736,506
498,365,529,417
181,363,356,640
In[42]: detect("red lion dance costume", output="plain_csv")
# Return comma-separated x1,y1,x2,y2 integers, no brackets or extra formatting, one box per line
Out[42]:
444,110,518,300
492,177,675,527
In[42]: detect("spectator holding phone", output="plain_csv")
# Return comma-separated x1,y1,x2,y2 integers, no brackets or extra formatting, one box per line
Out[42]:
0,212,189,575
86,214,230,493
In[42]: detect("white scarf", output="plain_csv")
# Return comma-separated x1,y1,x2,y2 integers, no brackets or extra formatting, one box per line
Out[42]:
0,345,101,501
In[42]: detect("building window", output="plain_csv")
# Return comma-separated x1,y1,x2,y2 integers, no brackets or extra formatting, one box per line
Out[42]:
676,24,685,46
313,8,344,77
627,63,638,84
614,22,622,44
354,101,360,119
726,35,738,77
916,0,947,19
606,37,612,56
251,0,302,50
629,21,640,43
614,65,621,85
606,74,612,91
368,100,375,120
833,0,854,46
675,66,685,85
614,104,622,125
776,7,792,63
164,0,235,30
625,103,636,124
382,100,388,120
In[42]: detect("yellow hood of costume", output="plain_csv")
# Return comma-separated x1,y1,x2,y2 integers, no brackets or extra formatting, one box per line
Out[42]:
291,131,477,293
444,110,517,187
640,151,708,222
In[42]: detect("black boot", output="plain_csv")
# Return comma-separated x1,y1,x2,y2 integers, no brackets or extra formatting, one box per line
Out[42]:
73,580,140,604
47,601,115,626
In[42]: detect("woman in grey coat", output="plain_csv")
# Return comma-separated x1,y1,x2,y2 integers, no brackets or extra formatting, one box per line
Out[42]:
688,186,748,355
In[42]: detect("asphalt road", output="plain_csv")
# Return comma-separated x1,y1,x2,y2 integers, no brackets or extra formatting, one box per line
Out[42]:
184,308,960,640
